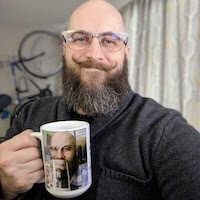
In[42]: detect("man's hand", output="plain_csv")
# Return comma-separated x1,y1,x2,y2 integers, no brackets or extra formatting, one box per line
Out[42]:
0,130,44,200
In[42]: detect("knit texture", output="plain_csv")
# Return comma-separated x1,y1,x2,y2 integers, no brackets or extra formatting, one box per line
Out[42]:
4,90,200,200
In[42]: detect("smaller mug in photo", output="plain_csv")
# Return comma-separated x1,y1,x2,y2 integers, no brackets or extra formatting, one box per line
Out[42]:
52,159,70,190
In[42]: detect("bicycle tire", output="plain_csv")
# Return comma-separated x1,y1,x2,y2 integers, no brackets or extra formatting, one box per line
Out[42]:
18,30,63,79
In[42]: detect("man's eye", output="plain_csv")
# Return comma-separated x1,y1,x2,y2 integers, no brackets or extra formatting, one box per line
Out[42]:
74,37,86,42
101,38,116,46
71,33,89,43
63,147,72,152
50,147,57,151
105,39,114,44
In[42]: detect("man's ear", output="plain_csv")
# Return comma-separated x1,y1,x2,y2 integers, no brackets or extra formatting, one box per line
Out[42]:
62,42,66,55
125,44,130,60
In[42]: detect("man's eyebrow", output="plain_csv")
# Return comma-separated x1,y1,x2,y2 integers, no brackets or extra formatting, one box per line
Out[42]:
61,145,73,148
49,145,71,148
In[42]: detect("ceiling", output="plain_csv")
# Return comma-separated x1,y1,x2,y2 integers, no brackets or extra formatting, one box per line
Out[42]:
0,0,132,28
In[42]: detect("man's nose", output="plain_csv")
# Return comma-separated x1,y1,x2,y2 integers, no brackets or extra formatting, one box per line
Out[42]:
85,37,105,61
55,149,64,159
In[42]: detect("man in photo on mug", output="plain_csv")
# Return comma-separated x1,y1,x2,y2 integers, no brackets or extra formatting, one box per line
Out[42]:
1,0,200,200
54,161,64,188
48,131,85,189
52,159,69,189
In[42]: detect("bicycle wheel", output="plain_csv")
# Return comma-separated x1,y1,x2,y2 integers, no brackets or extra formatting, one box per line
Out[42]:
18,30,63,79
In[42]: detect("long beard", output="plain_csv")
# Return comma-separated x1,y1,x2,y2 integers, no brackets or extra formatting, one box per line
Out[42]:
62,57,129,117
68,157,79,178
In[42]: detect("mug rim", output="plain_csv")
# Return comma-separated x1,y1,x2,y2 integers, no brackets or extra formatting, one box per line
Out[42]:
40,120,89,132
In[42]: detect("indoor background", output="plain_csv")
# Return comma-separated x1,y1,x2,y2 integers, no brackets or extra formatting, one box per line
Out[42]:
0,0,199,137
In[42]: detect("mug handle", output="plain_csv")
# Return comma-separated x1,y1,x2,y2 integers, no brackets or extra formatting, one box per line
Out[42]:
30,132,45,183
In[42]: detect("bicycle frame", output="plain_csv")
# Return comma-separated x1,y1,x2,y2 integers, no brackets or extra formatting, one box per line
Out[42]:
10,53,51,105
11,61,40,104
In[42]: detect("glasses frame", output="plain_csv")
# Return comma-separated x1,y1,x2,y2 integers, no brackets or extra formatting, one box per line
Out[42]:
62,30,128,52
49,145,74,154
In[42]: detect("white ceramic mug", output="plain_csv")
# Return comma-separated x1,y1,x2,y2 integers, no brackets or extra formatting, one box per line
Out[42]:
31,120,92,198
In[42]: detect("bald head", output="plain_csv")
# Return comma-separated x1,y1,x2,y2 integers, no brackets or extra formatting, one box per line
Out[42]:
51,131,75,148
68,0,126,33
50,131,76,160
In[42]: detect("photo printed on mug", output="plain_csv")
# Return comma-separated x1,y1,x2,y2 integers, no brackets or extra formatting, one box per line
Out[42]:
44,128,89,191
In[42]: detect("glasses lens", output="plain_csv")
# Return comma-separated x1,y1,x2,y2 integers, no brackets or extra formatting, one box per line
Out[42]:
49,146,58,154
66,31,90,50
100,32,124,52
61,145,73,153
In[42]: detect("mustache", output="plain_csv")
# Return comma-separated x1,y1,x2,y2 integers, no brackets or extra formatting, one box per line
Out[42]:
72,54,117,71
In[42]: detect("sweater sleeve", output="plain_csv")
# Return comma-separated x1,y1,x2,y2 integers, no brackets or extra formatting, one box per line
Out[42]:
5,100,34,140
5,96,62,141
154,114,200,199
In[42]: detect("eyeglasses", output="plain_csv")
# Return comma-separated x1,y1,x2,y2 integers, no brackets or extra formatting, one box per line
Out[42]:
62,30,128,52
49,145,74,154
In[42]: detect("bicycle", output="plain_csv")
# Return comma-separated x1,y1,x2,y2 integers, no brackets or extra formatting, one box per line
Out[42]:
0,29,63,122
18,30,63,79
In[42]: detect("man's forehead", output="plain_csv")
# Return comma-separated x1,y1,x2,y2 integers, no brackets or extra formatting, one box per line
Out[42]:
51,144,72,148
67,1,125,33
68,21,124,34
51,138,72,146
51,132,72,143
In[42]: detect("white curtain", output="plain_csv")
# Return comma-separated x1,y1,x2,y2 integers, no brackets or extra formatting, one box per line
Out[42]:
120,0,200,131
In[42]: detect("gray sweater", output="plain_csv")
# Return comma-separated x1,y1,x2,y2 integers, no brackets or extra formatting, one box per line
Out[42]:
5,90,200,200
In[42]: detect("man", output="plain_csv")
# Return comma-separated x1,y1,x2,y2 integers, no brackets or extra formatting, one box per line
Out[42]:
49,131,80,189
50,131,76,162
0,0,200,199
